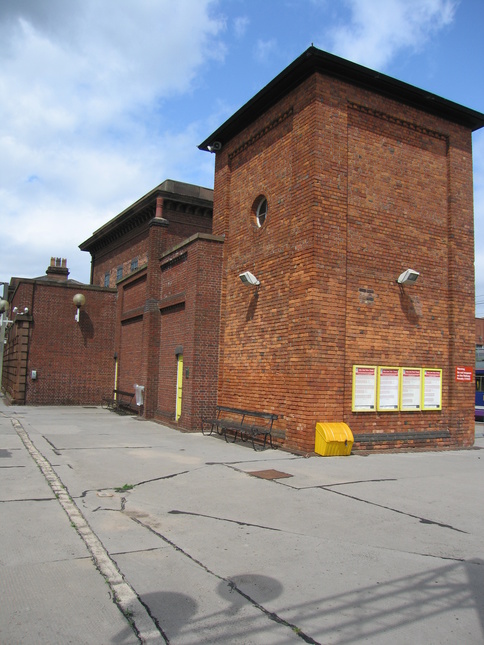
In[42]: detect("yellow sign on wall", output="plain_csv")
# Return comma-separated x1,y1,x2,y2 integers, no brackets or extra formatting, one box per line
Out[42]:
400,368,422,411
352,365,442,413
422,368,442,410
377,366,400,411
352,365,377,412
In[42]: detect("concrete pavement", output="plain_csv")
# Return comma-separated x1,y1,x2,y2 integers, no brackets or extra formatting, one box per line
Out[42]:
1,399,483,644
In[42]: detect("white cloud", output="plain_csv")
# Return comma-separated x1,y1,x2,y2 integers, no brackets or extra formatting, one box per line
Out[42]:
254,38,278,64
234,16,249,39
323,0,457,69
0,0,224,283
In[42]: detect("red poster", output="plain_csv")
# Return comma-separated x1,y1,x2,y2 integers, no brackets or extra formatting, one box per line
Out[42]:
455,366,473,382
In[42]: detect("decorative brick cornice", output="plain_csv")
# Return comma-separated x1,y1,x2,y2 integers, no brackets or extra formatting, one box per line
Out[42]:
163,200,212,218
228,107,293,160
348,101,447,141
160,252,187,272
85,206,155,254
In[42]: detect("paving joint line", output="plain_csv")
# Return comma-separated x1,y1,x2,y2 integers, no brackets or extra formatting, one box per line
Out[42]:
129,514,320,644
10,417,166,645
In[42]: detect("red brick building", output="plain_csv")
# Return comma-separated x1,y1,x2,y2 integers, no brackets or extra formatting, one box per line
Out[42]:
476,318,484,347
199,47,484,452
2,258,117,406
2,180,220,427
2,47,484,452
80,179,221,429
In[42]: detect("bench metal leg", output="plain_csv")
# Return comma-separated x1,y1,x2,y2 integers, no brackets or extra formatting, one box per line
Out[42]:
252,433,274,451
223,428,238,443
202,423,215,436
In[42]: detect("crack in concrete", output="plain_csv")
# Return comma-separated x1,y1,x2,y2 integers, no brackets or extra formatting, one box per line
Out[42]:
78,470,193,500
42,435,62,455
319,486,468,534
111,547,162,557
135,470,192,486
241,471,468,535
205,456,297,466
411,551,484,564
313,478,398,487
168,509,282,532
129,515,320,644
0,497,54,503
45,445,158,451
0,464,26,469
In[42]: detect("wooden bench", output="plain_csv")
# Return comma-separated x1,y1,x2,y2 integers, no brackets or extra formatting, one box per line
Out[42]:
102,389,138,415
202,405,278,451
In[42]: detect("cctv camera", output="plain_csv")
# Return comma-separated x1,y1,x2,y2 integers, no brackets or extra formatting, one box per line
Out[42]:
239,271,260,286
397,269,419,285
207,141,222,153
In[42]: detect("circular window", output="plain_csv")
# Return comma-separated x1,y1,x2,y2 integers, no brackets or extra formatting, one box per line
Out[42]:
255,197,268,228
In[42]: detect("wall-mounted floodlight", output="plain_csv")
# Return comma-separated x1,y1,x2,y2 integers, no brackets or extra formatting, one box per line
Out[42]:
0,299,8,314
73,293,86,322
397,269,420,285
9,305,29,316
239,271,260,286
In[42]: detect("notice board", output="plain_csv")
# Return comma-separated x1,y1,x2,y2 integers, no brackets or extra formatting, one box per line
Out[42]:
422,368,442,410
377,367,400,411
400,368,422,411
352,366,377,412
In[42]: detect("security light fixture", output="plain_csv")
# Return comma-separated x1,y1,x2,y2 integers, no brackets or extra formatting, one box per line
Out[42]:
73,293,86,322
9,305,29,316
239,271,260,286
397,269,420,285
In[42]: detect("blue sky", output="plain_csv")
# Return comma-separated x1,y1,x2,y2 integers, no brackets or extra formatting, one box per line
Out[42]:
1,0,483,311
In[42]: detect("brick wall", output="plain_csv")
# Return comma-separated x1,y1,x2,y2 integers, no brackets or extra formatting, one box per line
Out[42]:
477,318,484,345
154,235,223,430
162,203,212,250
92,229,149,288
90,202,212,288
212,72,475,453
106,232,223,430
2,281,116,405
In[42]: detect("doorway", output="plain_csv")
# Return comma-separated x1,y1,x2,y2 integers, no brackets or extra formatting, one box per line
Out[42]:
176,353,183,421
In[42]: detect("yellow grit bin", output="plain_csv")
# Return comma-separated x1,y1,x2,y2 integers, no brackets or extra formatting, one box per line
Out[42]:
315,422,354,456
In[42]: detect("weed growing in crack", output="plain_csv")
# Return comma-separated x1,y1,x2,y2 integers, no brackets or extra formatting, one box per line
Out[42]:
114,483,135,492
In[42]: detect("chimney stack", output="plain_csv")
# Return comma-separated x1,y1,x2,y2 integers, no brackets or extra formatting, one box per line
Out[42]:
45,257,69,281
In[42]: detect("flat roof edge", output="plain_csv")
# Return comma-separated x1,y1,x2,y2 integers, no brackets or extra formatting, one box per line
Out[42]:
199,46,484,151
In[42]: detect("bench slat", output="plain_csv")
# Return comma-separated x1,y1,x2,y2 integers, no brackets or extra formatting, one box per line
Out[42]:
102,389,138,415
201,405,278,450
